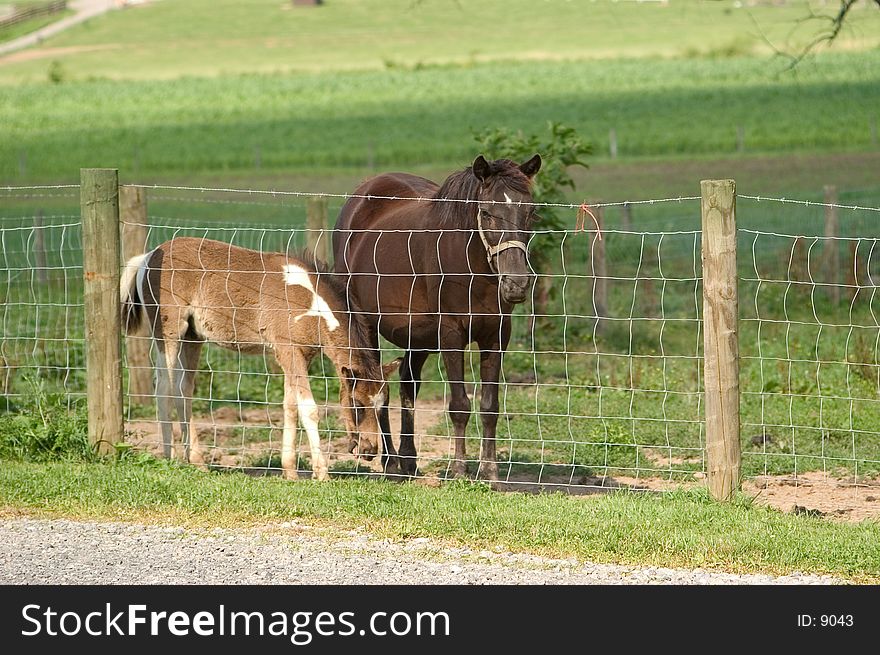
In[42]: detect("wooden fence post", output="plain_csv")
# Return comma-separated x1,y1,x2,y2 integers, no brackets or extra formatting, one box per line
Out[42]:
33,209,47,284
621,202,632,232
120,185,153,405
701,179,741,501
81,168,124,455
609,128,618,159
306,196,330,264
823,185,840,305
589,205,607,335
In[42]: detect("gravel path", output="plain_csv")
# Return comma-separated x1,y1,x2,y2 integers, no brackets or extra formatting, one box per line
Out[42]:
0,517,844,585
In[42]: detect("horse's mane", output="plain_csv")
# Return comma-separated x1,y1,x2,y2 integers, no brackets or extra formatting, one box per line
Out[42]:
433,158,532,228
291,248,383,381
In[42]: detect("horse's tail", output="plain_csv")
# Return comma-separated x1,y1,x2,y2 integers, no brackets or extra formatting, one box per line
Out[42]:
120,249,156,335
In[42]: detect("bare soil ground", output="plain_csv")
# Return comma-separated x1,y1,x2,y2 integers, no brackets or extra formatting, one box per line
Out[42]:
125,400,880,522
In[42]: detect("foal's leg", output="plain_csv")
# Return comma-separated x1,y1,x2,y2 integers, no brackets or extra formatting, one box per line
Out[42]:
398,350,429,477
171,339,204,465
280,375,299,481
441,346,471,479
285,351,329,481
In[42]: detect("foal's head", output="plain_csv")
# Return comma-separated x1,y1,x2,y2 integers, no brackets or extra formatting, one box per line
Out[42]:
341,358,400,460
470,154,542,304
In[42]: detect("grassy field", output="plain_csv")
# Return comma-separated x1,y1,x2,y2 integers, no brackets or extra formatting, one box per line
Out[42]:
1,458,878,579
0,0,878,82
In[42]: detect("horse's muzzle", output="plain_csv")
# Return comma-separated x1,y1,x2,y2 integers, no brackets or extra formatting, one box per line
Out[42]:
349,437,378,461
500,274,532,304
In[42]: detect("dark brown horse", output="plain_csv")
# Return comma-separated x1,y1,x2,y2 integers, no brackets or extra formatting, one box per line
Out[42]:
332,155,541,480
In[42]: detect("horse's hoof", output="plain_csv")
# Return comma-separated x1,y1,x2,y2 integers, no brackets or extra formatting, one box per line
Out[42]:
381,456,401,475
399,460,418,478
476,463,499,483
312,470,331,482
450,461,467,479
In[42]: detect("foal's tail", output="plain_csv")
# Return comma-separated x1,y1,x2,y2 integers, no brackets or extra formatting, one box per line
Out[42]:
120,249,155,335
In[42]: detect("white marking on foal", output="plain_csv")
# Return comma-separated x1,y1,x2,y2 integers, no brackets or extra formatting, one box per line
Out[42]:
503,192,513,205
281,264,340,331
371,392,384,410
297,387,328,479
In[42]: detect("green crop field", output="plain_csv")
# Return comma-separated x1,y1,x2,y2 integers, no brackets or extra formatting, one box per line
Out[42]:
3,51,880,182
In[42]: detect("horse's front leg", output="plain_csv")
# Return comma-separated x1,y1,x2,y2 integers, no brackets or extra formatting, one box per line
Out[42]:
398,350,429,477
289,353,329,482
477,346,503,482
441,346,470,479
476,320,511,483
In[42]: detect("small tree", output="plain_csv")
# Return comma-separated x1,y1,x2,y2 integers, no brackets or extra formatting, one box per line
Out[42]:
473,122,592,342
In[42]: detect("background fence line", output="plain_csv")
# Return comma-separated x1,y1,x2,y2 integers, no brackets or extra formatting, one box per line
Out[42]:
2,177,880,503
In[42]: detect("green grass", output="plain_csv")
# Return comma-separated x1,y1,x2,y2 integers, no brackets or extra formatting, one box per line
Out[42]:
1,458,878,580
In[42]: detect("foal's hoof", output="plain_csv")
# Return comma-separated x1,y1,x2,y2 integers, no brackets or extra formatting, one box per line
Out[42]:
187,448,209,470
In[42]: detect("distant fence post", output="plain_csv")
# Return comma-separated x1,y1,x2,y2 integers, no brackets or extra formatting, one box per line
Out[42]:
81,168,124,455
609,128,618,159
701,179,741,501
823,185,840,305
120,185,153,405
306,196,330,264
33,209,47,284
589,204,607,335
621,202,632,232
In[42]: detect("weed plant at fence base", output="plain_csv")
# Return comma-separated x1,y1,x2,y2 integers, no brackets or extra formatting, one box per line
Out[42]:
2,182,880,505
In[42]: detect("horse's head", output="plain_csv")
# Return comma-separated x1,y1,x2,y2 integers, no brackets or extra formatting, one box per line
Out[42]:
341,358,401,461
471,154,542,304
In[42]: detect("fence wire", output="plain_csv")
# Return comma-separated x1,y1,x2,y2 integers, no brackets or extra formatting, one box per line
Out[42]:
2,183,879,509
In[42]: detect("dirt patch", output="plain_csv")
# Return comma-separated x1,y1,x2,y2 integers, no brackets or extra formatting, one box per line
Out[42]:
742,472,880,522
0,44,122,65
124,397,449,472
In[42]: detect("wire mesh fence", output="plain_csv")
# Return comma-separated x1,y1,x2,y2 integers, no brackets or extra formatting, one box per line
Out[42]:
2,180,880,511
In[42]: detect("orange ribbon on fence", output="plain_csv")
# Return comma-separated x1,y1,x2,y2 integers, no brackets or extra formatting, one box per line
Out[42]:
576,203,602,240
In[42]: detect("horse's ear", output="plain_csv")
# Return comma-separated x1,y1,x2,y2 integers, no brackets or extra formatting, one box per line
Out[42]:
472,155,490,182
383,357,403,378
519,154,542,178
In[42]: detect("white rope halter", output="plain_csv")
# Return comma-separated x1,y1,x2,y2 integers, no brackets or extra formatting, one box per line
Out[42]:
476,209,528,275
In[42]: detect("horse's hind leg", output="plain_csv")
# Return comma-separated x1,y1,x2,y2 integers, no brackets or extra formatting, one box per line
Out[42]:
440,346,470,479
170,338,205,466
398,350,429,477
154,341,175,459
